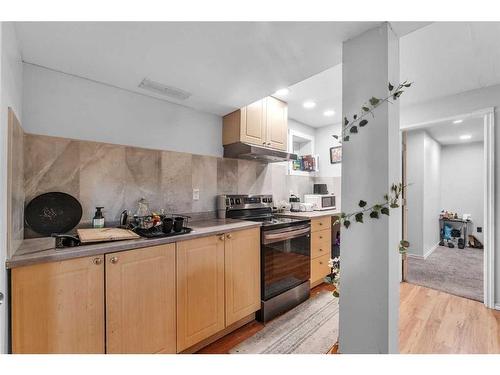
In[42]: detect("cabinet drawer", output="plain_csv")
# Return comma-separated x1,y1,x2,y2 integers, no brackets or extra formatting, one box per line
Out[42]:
311,229,331,259
311,216,331,232
311,254,331,285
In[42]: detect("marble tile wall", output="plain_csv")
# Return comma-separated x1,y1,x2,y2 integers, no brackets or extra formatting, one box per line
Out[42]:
23,134,325,237
7,109,25,257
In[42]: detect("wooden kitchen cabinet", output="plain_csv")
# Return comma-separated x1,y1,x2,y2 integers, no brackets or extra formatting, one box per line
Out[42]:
224,227,261,326
12,255,105,353
310,216,333,287
265,96,288,150
223,96,288,151
176,235,225,352
105,244,176,354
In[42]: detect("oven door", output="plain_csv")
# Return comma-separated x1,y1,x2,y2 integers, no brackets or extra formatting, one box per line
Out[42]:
261,224,311,301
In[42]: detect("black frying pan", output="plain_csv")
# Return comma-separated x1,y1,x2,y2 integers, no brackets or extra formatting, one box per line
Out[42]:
25,192,83,236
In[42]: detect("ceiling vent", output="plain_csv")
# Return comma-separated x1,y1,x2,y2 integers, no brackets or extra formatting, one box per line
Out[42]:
138,78,192,100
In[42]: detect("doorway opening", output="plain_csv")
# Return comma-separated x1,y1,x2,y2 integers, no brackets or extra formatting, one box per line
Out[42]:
401,108,494,307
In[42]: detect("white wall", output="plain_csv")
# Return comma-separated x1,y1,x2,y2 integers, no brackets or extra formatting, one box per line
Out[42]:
0,21,23,354
340,23,400,353
401,84,500,305
423,132,441,254
406,130,441,258
23,63,223,157
315,123,342,178
441,142,484,242
406,130,424,256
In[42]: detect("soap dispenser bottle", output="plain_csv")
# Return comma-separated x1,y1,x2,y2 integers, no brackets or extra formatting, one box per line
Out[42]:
93,207,105,228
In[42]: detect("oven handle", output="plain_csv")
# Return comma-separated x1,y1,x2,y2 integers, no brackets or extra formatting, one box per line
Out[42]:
262,226,311,244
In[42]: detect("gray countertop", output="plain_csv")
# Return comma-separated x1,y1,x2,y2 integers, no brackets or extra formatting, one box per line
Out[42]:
277,209,341,219
6,219,261,269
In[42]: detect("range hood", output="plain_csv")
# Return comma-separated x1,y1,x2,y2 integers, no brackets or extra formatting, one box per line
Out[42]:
223,142,298,163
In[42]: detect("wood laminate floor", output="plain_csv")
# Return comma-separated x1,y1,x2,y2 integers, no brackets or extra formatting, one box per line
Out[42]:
197,282,500,354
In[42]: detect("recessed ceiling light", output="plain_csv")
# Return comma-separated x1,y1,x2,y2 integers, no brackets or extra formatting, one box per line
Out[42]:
303,101,316,109
453,119,463,124
460,134,472,140
274,88,290,96
323,110,335,117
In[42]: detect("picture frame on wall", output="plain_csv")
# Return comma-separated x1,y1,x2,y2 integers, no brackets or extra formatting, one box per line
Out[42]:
330,146,342,164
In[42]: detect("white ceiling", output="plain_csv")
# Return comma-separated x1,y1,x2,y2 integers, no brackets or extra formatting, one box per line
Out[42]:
14,21,383,116
273,64,342,127
414,116,484,146
401,22,500,107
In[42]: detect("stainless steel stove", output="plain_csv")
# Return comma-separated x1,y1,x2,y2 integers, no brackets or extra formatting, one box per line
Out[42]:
217,194,311,322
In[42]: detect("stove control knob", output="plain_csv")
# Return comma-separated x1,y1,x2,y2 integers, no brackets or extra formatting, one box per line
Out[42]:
235,198,241,205
230,198,235,205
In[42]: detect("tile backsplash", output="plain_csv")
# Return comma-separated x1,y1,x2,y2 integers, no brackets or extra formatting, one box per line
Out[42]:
23,133,338,236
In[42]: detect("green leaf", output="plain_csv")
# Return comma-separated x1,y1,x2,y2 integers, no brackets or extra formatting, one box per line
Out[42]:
373,204,382,211
344,220,351,229
369,97,380,106
404,83,412,87
388,82,394,91
362,106,370,112
400,240,410,247
350,126,358,134
324,275,333,284
383,194,389,201
359,119,368,127
344,117,349,126
355,212,364,223
390,203,399,208
370,211,379,219
381,207,390,216
353,114,357,120
340,212,346,218
358,200,367,208
333,290,340,298
343,136,350,142
332,135,339,139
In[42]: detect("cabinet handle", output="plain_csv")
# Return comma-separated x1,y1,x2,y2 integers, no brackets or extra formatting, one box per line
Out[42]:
319,248,323,252
319,261,323,265
262,142,266,145
110,256,119,264
93,257,102,265
219,235,225,241
319,222,323,226
227,234,233,239
319,236,323,239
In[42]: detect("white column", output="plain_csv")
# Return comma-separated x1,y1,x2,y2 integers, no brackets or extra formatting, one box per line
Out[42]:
339,23,401,353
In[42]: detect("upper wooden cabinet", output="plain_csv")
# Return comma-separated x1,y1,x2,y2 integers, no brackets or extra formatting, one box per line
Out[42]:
224,228,261,326
12,256,105,354
176,235,225,352
105,244,176,354
223,96,288,151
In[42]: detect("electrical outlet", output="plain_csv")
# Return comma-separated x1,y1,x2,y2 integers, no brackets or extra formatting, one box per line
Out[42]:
193,188,200,201
477,227,482,233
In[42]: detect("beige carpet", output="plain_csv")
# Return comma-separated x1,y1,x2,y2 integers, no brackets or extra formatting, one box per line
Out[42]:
407,246,483,302
229,292,339,354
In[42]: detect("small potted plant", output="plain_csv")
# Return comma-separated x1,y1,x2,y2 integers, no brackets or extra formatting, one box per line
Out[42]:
325,257,340,298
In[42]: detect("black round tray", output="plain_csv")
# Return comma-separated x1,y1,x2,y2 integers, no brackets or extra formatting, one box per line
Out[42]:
133,226,192,239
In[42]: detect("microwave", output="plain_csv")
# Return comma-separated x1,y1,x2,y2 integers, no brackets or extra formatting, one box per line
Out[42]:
304,194,336,211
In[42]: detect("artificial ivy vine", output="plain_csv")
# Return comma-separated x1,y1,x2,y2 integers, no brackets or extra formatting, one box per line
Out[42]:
335,80,413,254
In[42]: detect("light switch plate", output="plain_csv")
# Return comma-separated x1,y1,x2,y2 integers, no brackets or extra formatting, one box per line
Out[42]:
193,188,200,201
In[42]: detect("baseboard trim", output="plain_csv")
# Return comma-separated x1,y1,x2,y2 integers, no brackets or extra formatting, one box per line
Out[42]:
423,242,439,259
495,304,500,311
406,242,439,260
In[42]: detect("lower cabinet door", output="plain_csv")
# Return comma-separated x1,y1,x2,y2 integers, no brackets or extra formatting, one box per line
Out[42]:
311,253,331,285
12,256,105,353
176,235,225,352
225,228,261,326
106,244,176,354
